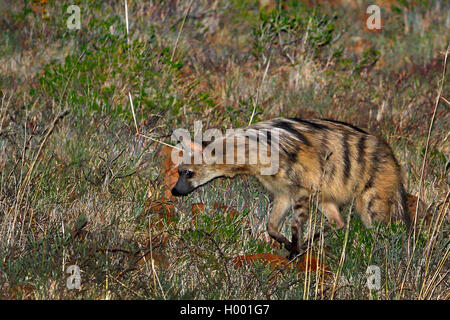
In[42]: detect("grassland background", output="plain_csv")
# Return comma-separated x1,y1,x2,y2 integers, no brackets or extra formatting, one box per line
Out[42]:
0,0,448,299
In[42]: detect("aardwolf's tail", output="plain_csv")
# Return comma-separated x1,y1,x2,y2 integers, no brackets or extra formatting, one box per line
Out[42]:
393,183,411,228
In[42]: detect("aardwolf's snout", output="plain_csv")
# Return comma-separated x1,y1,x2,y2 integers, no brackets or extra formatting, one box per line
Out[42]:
171,187,184,197
171,178,195,197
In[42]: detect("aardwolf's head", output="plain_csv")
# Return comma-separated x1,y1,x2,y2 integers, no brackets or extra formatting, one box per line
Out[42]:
170,131,262,196
170,137,232,197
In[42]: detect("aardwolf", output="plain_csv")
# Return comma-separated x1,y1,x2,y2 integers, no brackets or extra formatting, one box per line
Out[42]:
171,118,410,258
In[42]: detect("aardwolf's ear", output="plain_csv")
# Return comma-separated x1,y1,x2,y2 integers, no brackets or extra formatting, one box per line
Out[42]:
186,140,204,155
171,140,204,166
189,140,210,152
201,140,210,150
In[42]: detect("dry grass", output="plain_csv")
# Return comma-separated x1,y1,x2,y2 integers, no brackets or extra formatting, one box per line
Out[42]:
0,0,448,299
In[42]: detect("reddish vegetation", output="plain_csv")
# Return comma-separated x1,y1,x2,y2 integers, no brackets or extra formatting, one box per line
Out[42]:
297,253,329,273
213,203,240,220
407,194,424,221
406,193,435,225
191,202,206,220
161,145,179,199
233,253,293,270
233,252,329,274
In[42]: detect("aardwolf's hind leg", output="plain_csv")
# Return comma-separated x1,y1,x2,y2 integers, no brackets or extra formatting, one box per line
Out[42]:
267,195,292,251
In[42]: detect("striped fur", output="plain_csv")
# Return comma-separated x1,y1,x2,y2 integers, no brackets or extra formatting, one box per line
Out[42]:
171,118,410,257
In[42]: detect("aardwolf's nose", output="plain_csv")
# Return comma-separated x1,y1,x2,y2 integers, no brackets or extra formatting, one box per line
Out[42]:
171,187,182,197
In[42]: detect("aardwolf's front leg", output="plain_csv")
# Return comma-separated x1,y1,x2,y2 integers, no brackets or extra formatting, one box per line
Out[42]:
290,195,310,259
267,195,292,251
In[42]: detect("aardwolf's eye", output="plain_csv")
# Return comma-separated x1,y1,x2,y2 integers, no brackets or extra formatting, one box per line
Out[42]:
184,170,194,178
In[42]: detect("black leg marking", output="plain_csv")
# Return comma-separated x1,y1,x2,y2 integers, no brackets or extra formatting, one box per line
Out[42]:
290,197,310,259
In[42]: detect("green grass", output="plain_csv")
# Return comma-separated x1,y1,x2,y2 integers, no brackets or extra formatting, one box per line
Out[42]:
0,0,448,299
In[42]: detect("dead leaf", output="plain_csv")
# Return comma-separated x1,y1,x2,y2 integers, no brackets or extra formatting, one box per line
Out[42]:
407,194,427,223
297,252,329,273
233,251,329,275
191,202,206,221
233,253,292,271
161,145,179,199
213,202,240,220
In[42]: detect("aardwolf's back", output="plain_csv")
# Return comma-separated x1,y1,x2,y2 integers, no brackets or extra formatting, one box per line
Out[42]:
249,118,409,226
